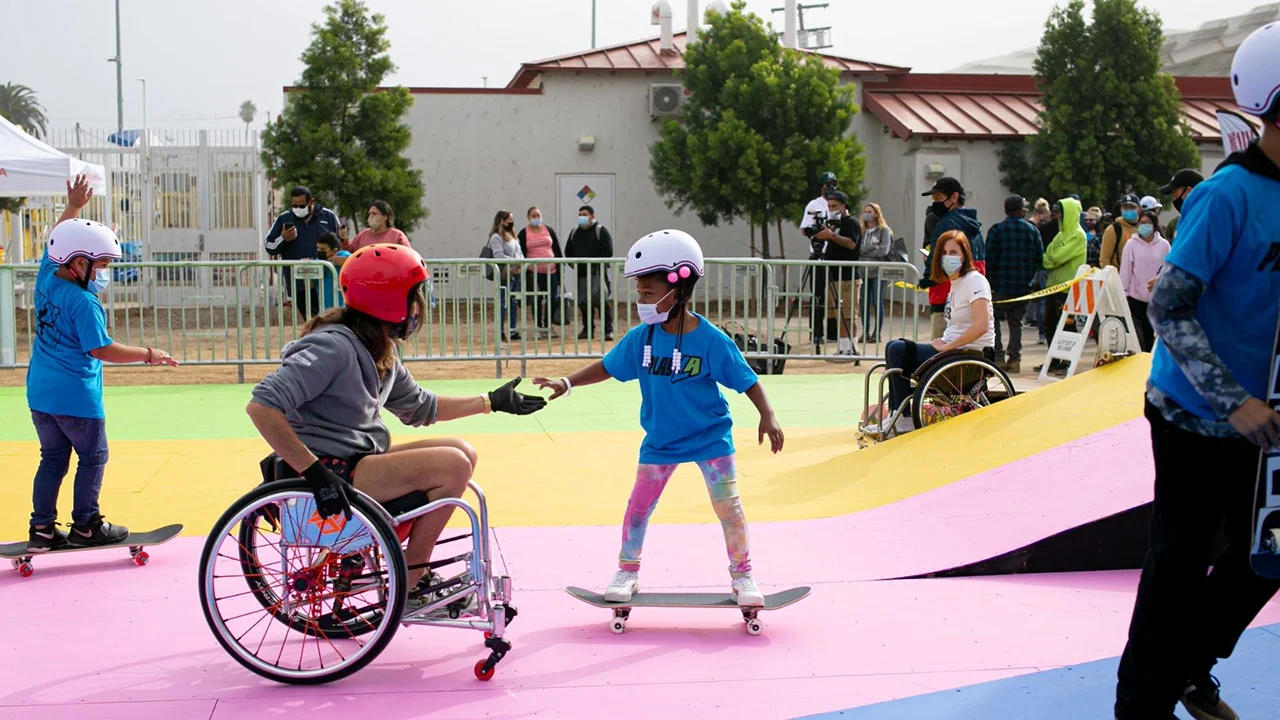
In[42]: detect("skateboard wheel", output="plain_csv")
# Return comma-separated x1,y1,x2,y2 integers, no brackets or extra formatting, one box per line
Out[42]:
134,551,150,566
610,618,626,634
746,620,763,636
483,631,492,640
18,562,34,578
474,660,495,681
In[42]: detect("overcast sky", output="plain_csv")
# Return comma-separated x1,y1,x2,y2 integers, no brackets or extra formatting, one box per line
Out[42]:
3,0,1264,133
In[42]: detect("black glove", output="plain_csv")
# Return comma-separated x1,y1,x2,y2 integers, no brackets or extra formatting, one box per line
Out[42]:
488,377,548,416
301,460,352,520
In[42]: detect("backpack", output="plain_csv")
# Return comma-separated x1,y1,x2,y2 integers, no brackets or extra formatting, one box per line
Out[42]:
479,237,496,281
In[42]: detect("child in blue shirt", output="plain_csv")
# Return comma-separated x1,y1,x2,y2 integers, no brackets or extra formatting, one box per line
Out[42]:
316,232,351,309
24,175,178,552
535,229,784,606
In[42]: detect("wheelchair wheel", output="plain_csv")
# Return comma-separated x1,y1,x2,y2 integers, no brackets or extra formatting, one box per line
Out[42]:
912,356,1014,429
199,480,407,685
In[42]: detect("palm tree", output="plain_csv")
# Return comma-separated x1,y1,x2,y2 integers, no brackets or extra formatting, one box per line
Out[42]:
0,83,48,138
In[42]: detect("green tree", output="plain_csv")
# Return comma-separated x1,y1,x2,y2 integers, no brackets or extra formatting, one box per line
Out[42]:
0,83,48,138
649,1,865,258
1000,0,1198,208
261,0,426,231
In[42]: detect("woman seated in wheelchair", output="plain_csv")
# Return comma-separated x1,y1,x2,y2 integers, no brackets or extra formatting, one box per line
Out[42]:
863,229,994,437
245,243,546,611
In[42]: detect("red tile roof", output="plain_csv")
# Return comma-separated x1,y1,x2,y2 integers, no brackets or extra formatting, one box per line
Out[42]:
507,32,910,88
863,74,1261,142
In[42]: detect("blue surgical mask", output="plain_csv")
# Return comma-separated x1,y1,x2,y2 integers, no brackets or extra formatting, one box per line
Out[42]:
577,216,590,228
529,218,543,227
1122,209,1139,223
1137,224,1154,239
941,256,963,276
636,289,675,325
87,268,111,294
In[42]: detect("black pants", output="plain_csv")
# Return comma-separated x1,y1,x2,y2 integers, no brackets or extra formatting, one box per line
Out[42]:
1128,297,1155,352
1042,291,1067,344
992,295,1028,362
1114,402,1280,718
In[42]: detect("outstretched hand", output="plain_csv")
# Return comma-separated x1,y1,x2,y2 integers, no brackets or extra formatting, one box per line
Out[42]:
66,174,94,210
489,377,548,415
532,376,569,400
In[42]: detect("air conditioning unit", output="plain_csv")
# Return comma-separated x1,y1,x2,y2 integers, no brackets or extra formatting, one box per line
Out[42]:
649,84,686,118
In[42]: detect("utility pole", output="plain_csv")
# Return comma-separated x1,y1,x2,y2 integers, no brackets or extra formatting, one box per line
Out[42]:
109,0,123,136
591,0,597,48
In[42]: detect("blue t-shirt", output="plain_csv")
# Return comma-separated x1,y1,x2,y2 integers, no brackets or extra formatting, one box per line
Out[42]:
322,252,350,309
26,254,114,418
602,314,759,464
1149,162,1280,419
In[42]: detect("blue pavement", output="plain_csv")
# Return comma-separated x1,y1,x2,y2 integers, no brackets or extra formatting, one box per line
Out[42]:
800,623,1280,719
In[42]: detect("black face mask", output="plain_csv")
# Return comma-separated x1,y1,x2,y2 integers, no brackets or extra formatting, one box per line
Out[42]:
930,200,950,217
822,184,837,198
1172,195,1184,213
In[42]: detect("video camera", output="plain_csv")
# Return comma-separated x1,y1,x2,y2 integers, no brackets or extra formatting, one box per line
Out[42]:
803,210,838,258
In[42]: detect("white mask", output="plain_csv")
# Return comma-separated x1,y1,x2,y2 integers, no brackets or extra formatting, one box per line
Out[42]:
636,289,675,325
292,206,310,218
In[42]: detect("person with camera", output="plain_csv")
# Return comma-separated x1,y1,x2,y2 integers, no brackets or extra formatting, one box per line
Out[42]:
812,190,861,361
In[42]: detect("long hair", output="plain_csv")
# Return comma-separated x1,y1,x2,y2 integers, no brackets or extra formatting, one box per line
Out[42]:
862,202,891,232
929,230,975,284
301,292,426,375
369,199,395,228
489,209,515,241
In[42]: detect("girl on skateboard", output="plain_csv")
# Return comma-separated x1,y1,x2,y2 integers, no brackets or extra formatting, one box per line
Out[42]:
25,175,179,553
534,230,784,607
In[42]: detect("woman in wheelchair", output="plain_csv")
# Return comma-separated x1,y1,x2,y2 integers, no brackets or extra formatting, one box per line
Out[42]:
245,243,546,611
863,229,995,437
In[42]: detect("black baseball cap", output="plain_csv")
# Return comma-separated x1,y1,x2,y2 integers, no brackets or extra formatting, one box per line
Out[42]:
923,177,965,197
827,190,850,206
1158,169,1205,194
1004,195,1027,214
818,171,838,185
1118,193,1141,207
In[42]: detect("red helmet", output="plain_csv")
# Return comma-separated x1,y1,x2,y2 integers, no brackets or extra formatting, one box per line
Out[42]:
338,243,429,324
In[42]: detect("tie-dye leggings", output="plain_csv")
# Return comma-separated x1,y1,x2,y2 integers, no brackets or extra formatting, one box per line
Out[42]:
618,454,750,577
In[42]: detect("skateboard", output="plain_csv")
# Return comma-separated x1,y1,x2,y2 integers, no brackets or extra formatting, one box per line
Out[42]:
0,524,183,578
566,585,810,636
1094,351,1134,368
1093,316,1133,368
1252,312,1280,579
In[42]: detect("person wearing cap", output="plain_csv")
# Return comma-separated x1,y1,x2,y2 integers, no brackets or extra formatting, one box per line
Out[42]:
23,175,179,554
920,177,985,340
801,172,840,344
1159,168,1205,245
800,171,839,237
1100,193,1142,270
984,195,1043,374
1114,22,1280,720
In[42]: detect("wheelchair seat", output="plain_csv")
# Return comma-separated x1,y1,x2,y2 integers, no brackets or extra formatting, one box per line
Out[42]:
260,454,432,517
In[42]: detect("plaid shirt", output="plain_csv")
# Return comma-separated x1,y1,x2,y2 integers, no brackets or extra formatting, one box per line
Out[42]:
985,216,1044,296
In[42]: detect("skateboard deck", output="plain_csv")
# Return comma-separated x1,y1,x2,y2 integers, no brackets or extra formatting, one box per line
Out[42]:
2,524,183,577
566,585,810,635
1252,313,1280,579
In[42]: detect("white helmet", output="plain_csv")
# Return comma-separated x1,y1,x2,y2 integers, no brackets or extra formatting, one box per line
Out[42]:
46,219,122,265
623,229,704,280
1139,196,1161,211
1231,22,1280,117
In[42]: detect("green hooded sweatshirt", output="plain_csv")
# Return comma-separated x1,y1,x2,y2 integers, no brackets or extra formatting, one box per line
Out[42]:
1042,197,1087,287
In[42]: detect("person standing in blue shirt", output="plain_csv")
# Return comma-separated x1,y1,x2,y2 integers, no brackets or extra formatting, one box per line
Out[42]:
25,175,178,553
1115,23,1280,720
315,232,351,309
534,230,784,607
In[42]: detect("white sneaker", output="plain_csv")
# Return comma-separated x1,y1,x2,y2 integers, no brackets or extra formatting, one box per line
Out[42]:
732,575,765,607
859,418,892,437
604,570,639,602
893,413,916,435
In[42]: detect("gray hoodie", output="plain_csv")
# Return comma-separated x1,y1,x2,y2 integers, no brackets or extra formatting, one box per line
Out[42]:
251,324,438,458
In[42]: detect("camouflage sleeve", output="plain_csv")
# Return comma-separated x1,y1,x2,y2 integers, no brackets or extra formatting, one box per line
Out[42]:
1148,264,1254,419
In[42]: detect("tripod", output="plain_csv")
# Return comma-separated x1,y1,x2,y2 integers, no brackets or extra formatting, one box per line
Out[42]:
783,247,856,354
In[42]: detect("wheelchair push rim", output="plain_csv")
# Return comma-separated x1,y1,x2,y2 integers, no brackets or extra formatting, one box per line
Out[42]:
198,482,408,684
912,357,1015,429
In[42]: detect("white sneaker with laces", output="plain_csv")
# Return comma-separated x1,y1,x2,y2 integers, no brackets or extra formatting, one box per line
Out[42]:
859,417,892,437
732,574,765,607
893,413,917,434
604,570,639,602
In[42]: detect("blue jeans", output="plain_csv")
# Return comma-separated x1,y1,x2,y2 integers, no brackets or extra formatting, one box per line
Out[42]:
860,274,885,340
30,410,108,526
886,340,940,412
499,274,522,335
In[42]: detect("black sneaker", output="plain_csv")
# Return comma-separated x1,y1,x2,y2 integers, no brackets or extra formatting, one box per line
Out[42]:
27,523,69,553
67,515,129,547
1181,675,1238,720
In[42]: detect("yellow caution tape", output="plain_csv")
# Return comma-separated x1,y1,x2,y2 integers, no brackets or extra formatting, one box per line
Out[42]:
895,270,1097,304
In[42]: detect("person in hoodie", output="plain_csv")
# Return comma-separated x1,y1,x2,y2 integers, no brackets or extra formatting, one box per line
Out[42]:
247,243,547,613
1115,24,1280,720
920,177,985,340
1099,193,1142,270
1119,209,1169,352
1037,198,1087,370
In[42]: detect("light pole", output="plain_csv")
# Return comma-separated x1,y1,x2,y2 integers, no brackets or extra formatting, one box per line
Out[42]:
137,77,151,263
108,0,123,137
137,78,147,138
591,0,596,48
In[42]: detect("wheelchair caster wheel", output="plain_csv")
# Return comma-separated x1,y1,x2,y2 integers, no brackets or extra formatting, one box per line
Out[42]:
746,620,763,636
610,618,627,634
474,659,495,681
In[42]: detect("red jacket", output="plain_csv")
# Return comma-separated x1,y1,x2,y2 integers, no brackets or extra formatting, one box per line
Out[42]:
928,260,985,306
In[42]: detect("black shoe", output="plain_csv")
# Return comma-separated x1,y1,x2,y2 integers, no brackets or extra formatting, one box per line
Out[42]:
1182,675,1238,720
509,331,521,341
67,515,129,547
605,332,614,342
27,523,69,553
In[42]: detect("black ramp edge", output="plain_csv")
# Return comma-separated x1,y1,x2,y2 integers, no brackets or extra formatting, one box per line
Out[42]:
893,503,1228,580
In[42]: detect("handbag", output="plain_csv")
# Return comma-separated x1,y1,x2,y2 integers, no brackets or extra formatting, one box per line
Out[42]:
721,323,791,375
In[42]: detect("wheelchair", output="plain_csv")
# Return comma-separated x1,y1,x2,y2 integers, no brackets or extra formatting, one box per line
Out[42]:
197,456,516,685
857,345,1016,446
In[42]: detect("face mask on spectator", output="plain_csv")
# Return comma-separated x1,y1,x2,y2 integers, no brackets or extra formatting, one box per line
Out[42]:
529,218,542,227
292,205,310,219
1137,223,1154,239
578,216,590,228
863,212,876,224
1122,208,1139,223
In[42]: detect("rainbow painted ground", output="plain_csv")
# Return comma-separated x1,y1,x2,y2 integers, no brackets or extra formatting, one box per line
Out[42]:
2,358,1278,720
